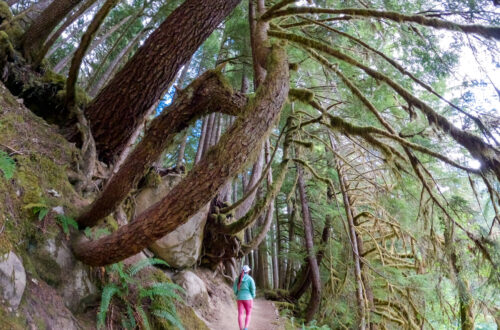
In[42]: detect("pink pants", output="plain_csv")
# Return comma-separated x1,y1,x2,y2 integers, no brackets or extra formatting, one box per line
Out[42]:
237,299,253,329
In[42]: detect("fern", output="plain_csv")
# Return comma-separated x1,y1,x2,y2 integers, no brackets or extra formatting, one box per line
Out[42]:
0,150,15,179
136,305,151,330
56,214,78,234
125,304,136,329
140,282,184,302
83,227,92,238
98,258,185,329
97,284,119,329
128,257,169,276
152,309,185,330
109,262,133,287
23,203,49,221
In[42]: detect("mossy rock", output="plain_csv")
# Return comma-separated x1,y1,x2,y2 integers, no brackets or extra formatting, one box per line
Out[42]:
29,249,62,287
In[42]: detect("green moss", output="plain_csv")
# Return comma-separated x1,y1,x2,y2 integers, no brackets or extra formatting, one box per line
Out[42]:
174,303,209,330
288,88,315,103
42,70,66,87
30,249,62,286
144,169,161,188
0,305,26,330
0,2,13,22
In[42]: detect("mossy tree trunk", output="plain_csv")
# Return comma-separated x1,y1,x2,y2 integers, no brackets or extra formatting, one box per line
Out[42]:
84,0,242,163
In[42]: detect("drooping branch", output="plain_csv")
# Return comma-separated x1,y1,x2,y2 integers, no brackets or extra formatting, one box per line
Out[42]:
263,7,500,40
301,18,496,144
215,160,289,235
73,46,289,266
269,30,500,180
76,69,248,228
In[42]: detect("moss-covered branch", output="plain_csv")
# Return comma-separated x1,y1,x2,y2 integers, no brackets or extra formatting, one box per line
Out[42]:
264,7,500,40
214,160,289,235
302,19,496,143
269,30,500,180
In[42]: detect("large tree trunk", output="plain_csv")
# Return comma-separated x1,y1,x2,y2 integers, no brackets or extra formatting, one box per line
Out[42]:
85,0,242,163
21,0,85,62
73,46,288,265
77,70,247,227
297,164,322,323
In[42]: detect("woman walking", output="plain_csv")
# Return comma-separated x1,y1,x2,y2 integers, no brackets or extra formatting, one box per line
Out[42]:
233,265,256,330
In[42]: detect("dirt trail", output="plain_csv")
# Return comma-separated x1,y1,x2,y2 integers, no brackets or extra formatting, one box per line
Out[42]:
207,298,284,330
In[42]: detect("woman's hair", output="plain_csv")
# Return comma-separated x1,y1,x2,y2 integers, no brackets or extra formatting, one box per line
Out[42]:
237,270,245,290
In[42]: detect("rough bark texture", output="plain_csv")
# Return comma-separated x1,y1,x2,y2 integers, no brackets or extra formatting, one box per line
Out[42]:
77,70,247,227
73,46,289,265
297,164,322,323
85,0,242,163
21,0,83,62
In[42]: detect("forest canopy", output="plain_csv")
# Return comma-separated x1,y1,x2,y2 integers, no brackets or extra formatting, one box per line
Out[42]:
0,0,499,328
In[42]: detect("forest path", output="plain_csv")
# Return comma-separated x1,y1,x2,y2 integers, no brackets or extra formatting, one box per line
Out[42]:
207,298,284,330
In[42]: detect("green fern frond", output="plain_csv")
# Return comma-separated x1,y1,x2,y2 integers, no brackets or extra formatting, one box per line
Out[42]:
83,227,92,238
56,214,78,234
109,262,133,284
139,282,184,302
152,309,185,330
128,257,169,277
97,284,119,329
94,227,111,239
23,203,49,221
125,304,136,329
136,304,151,330
0,150,15,179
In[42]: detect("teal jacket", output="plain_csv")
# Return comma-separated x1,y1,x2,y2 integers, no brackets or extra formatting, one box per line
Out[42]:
233,274,256,300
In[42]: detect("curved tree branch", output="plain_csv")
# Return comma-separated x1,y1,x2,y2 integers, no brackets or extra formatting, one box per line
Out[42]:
264,7,500,40
76,69,248,228
73,46,289,266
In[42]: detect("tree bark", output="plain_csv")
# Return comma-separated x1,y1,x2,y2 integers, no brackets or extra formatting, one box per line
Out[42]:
76,70,248,227
297,164,322,323
73,46,288,266
85,0,242,163
21,0,85,62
